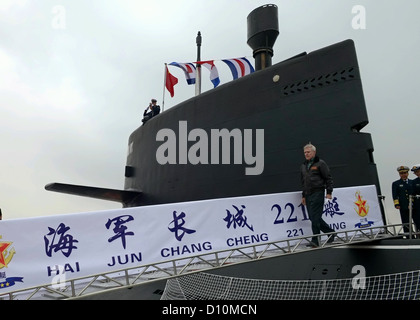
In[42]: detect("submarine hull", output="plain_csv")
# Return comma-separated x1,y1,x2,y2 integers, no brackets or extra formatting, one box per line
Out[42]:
125,40,382,214
48,39,420,301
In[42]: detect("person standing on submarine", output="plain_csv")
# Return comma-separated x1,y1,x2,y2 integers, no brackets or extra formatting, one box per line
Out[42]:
300,143,335,247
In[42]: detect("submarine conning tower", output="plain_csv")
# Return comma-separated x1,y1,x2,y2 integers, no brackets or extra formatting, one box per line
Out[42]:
247,4,279,70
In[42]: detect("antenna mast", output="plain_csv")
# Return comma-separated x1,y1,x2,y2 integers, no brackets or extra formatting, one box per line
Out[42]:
195,31,202,95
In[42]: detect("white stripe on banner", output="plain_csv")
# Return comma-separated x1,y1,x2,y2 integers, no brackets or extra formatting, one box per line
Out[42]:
0,185,382,293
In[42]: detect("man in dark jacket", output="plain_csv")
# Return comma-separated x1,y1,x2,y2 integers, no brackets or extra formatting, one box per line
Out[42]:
142,99,161,124
392,166,414,233
300,143,335,247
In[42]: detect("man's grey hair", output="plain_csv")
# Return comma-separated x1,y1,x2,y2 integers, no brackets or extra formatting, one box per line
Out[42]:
303,143,316,152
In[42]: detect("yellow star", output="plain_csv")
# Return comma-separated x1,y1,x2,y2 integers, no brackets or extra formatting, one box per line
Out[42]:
0,241,12,268
354,192,369,217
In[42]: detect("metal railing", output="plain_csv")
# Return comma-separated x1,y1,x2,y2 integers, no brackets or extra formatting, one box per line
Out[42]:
408,195,420,239
0,223,407,300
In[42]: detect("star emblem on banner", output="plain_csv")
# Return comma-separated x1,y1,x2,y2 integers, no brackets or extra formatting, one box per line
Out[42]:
354,191,369,217
0,236,15,268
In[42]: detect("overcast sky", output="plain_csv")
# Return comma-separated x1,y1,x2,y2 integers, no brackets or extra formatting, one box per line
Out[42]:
0,0,419,224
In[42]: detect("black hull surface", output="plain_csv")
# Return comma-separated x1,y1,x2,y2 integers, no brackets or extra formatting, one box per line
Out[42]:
47,40,383,215
125,40,382,215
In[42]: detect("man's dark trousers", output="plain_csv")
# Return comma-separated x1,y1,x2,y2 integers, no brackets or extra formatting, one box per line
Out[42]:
306,191,334,245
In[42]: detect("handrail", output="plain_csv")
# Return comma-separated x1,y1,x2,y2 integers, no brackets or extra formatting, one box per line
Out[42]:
409,195,420,239
0,223,411,300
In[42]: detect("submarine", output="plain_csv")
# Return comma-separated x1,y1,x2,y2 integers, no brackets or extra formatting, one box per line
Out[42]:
44,4,420,300
46,4,382,216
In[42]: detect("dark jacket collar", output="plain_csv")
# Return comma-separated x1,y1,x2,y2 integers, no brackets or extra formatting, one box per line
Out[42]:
304,155,320,165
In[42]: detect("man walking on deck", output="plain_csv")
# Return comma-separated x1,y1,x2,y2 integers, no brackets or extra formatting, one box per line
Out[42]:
300,143,335,247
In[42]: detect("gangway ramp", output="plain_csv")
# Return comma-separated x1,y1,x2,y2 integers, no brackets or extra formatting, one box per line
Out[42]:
0,223,404,300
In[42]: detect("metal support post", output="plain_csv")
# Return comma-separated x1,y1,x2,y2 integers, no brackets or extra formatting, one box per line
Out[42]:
409,195,413,239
